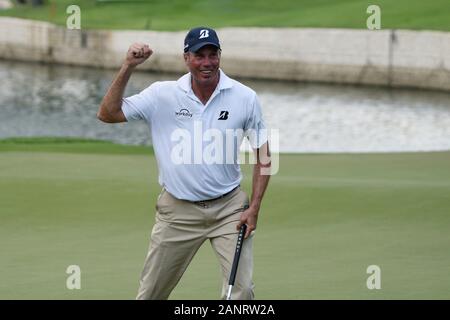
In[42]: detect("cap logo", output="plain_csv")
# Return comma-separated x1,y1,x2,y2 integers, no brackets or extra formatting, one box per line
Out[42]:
199,29,209,39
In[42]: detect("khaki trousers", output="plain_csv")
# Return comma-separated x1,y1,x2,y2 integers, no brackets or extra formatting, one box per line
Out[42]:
136,186,255,300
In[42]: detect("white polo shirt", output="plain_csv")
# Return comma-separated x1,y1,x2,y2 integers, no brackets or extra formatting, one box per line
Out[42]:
121,69,267,201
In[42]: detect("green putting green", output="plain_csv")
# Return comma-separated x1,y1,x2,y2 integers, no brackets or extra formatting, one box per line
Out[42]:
0,138,449,299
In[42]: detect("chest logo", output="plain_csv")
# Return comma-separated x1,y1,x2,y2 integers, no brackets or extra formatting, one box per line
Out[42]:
218,111,229,120
175,108,193,118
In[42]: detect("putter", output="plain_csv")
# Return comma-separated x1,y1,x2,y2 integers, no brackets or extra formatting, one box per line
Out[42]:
226,223,247,300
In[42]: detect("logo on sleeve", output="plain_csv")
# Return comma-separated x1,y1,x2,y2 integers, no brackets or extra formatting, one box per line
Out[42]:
218,111,229,120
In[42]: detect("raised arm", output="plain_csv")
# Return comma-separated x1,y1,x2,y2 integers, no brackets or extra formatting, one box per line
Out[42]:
97,43,153,123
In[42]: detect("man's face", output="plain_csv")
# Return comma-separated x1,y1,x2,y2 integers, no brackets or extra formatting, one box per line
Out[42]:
184,45,221,86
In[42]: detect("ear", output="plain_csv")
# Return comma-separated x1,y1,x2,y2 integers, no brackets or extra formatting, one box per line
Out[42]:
183,52,190,65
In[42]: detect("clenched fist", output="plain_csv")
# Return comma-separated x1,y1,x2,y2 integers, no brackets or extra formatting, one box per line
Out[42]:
125,43,153,68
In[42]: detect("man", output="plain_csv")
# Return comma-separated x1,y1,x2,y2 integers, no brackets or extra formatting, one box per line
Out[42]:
97,27,271,300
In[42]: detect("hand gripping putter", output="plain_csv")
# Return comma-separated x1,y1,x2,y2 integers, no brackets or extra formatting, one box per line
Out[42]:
226,223,247,300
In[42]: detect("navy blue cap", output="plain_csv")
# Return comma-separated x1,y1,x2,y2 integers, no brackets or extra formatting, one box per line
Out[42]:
184,27,221,53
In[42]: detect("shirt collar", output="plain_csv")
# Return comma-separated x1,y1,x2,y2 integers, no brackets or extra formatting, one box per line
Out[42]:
177,69,233,93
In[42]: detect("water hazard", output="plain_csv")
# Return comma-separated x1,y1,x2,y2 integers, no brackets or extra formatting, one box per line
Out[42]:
1,60,449,153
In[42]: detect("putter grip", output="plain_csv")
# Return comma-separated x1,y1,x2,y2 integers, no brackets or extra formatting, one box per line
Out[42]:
228,224,247,286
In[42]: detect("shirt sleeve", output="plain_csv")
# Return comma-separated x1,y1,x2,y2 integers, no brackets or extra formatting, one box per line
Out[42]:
121,82,159,122
244,93,268,149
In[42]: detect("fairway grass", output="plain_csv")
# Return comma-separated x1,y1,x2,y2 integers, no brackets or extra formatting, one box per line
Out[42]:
1,0,449,31
0,138,449,299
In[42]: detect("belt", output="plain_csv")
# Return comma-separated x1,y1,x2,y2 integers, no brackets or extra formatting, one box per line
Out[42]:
193,185,240,203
